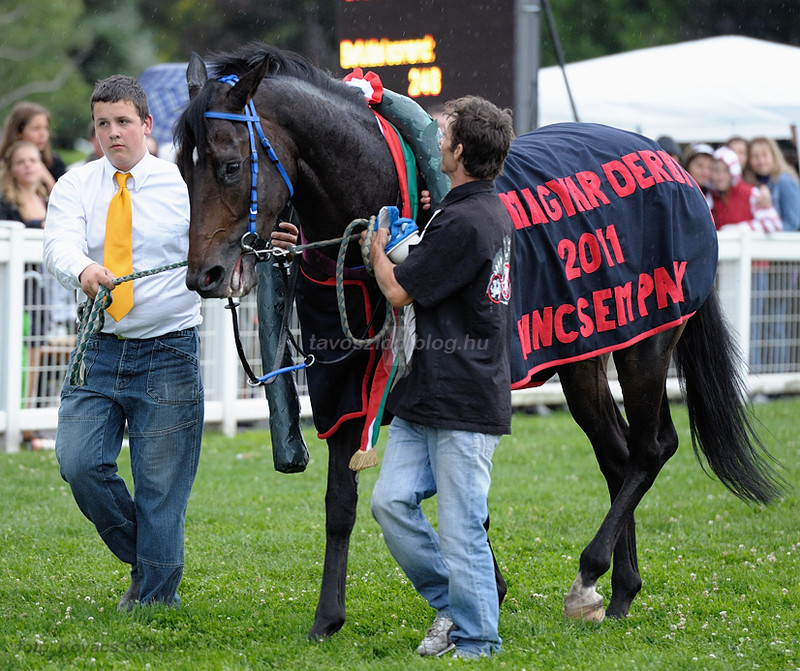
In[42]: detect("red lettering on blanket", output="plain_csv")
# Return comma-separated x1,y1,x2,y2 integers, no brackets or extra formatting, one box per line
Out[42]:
521,188,549,224
531,307,554,349
602,160,637,197
565,176,595,212
558,224,626,280
577,297,594,337
498,147,701,229
637,272,654,317
614,282,634,326
593,287,615,332
516,263,689,357
639,150,672,184
655,261,687,308
576,171,611,207
517,312,532,358
622,152,656,190
538,184,562,221
657,151,688,185
555,303,578,343
546,178,577,217
499,191,531,230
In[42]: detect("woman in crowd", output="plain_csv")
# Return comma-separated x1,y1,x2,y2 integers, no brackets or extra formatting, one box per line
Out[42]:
725,136,750,176
748,137,800,374
747,136,800,232
0,140,51,410
0,140,48,225
682,142,714,202
0,101,66,193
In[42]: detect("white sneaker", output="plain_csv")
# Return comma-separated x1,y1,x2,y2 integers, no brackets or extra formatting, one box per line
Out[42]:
416,614,455,656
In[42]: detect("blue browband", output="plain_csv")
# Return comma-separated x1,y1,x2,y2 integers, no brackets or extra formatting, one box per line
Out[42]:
204,74,294,236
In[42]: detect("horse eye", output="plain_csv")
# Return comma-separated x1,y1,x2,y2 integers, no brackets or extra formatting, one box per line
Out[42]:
225,162,240,177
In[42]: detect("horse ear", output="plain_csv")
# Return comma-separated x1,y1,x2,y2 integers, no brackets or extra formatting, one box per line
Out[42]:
227,56,271,111
187,52,208,101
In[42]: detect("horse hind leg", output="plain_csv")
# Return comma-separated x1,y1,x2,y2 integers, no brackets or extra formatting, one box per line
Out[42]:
308,420,361,641
485,515,507,605
565,513,640,622
559,356,627,623
596,401,643,619
560,333,681,622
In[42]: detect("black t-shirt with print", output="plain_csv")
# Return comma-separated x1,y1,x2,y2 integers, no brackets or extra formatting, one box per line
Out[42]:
390,179,514,435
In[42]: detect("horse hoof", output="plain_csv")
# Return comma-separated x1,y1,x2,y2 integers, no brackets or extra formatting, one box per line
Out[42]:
563,599,605,623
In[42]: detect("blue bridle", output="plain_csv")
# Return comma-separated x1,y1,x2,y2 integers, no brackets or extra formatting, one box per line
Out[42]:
203,74,295,241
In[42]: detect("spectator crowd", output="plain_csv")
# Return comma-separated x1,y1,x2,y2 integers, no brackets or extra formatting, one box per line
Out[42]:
659,133,800,382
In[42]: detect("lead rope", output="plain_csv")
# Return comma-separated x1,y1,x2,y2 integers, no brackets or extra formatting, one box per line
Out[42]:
335,216,395,347
68,261,188,386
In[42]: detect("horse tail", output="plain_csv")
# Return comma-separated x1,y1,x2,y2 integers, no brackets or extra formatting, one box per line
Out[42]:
673,288,786,505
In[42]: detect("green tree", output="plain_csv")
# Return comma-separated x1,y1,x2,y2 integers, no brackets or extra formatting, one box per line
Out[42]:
0,0,161,150
0,0,91,150
683,0,800,46
542,0,800,67
76,0,158,87
139,0,338,70
541,0,688,66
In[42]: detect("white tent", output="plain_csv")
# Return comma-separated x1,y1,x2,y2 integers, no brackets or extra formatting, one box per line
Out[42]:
537,36,800,143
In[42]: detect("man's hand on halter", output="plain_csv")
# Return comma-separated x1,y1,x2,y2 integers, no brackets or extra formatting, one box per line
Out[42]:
420,190,432,211
271,221,299,251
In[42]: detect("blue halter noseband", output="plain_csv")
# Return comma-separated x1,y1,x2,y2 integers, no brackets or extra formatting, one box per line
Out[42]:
203,74,295,244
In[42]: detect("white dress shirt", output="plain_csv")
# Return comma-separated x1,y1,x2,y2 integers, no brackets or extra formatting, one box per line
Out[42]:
44,152,202,338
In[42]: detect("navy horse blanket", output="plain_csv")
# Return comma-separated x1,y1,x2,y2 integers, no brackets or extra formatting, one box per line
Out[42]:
496,123,718,388
291,121,718,437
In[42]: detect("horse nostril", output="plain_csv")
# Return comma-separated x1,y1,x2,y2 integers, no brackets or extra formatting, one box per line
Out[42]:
204,266,224,289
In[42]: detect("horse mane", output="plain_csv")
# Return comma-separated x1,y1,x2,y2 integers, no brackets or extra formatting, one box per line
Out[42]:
175,42,366,177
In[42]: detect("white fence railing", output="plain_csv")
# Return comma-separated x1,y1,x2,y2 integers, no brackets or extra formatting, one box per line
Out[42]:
3,222,800,453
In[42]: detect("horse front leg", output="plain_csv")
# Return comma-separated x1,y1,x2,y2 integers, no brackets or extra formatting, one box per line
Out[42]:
308,420,361,640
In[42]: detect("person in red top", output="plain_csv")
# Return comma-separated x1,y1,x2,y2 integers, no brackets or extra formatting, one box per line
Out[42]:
709,146,781,232
709,146,783,374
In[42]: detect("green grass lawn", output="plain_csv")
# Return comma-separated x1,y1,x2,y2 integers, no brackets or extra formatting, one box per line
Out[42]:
2,399,799,670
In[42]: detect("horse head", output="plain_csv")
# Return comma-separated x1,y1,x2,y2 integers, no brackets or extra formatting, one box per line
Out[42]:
176,44,405,299
176,52,295,298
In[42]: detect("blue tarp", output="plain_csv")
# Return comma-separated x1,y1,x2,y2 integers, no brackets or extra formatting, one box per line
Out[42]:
138,63,189,149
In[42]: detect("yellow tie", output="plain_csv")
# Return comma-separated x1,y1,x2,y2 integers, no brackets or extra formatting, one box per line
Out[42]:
103,172,134,321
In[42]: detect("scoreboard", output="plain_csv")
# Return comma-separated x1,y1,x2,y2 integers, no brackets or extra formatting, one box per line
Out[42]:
337,0,516,113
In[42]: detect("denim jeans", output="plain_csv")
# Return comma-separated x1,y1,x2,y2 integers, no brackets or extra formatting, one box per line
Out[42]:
371,417,501,656
55,329,203,605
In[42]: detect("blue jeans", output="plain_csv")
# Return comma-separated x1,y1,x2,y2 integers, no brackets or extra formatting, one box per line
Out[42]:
55,329,203,606
371,417,501,656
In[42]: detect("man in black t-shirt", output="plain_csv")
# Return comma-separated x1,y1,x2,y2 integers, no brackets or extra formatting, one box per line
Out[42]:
367,96,515,660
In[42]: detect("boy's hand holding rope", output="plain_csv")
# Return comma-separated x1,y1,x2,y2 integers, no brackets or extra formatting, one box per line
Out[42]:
68,261,188,386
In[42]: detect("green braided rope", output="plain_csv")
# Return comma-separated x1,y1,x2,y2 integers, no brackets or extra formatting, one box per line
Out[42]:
285,232,361,256
68,261,188,386
336,216,395,348
68,216,392,387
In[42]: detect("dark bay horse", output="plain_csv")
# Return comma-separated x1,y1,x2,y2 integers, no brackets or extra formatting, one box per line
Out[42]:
174,44,784,638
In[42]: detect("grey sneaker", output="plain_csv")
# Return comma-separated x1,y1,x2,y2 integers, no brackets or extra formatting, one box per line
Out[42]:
416,614,455,656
